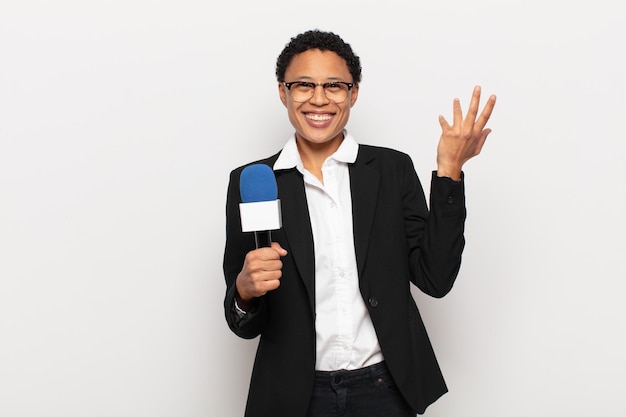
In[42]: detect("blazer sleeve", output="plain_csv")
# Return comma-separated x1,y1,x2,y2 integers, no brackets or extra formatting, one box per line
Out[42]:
404,160,467,298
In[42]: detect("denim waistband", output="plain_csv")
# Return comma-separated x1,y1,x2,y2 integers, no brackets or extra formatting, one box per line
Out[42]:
314,361,389,387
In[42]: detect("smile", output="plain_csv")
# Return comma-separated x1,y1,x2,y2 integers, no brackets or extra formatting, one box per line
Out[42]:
305,113,332,122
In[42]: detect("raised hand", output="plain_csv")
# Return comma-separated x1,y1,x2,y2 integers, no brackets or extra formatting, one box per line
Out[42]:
436,85,497,180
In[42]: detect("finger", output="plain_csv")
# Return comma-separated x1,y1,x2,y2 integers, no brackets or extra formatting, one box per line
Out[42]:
261,259,284,273
253,269,283,283
237,269,280,299
246,255,283,274
465,85,482,124
242,275,281,298
247,268,282,290
438,114,451,130
472,129,491,156
452,97,463,127
256,278,281,295
252,246,283,261
474,94,497,133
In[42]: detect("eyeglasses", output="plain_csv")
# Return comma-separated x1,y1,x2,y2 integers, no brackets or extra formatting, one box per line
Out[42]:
283,81,355,103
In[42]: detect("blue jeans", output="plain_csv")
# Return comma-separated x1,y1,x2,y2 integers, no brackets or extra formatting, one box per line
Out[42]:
306,361,416,417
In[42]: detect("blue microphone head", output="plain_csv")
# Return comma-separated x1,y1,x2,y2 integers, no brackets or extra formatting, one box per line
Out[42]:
240,164,278,203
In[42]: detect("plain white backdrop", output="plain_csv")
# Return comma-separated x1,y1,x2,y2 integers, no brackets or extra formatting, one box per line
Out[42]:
1,1,625,416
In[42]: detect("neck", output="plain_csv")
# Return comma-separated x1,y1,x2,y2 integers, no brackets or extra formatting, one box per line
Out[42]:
296,133,344,183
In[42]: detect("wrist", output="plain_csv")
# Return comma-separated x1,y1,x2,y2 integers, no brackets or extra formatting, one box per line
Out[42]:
235,292,255,312
436,166,462,181
436,158,462,179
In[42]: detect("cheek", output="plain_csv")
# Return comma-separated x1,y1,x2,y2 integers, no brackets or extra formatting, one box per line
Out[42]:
287,108,302,127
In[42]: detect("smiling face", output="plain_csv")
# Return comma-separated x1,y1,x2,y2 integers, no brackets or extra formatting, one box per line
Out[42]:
278,49,359,156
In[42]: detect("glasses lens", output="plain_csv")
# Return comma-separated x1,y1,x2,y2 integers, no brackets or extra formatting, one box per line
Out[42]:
288,82,350,103
324,83,349,103
289,82,314,102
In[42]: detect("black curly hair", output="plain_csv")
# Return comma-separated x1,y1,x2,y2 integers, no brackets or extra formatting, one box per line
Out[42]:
275,29,362,84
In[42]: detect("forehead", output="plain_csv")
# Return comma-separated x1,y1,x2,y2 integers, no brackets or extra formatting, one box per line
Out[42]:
285,49,352,81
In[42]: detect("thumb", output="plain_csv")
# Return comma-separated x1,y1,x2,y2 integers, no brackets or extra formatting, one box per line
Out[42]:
270,241,288,257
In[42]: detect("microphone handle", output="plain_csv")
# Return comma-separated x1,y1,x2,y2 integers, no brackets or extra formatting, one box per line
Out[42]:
254,230,272,248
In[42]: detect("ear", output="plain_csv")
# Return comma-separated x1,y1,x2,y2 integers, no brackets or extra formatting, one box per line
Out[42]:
349,83,359,107
278,82,287,107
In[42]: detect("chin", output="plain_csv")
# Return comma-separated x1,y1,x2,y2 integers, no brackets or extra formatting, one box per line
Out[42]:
302,130,343,144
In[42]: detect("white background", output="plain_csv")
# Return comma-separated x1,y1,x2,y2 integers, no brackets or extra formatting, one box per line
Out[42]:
1,1,625,416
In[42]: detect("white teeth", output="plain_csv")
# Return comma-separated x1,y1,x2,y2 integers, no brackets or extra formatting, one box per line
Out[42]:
306,114,332,121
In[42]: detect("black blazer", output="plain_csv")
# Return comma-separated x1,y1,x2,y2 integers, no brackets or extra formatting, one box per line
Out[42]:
223,144,466,416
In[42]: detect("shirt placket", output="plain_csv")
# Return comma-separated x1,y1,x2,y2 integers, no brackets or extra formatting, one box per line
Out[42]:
323,162,354,369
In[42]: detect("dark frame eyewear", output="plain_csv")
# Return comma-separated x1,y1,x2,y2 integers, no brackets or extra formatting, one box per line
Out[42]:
283,81,355,103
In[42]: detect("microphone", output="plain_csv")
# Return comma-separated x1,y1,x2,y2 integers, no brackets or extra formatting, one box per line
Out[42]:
239,164,282,248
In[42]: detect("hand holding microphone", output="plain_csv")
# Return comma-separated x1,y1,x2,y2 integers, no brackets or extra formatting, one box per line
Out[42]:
236,164,287,305
236,241,287,304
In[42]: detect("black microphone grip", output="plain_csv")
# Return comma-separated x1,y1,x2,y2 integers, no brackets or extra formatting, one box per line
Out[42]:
254,230,272,248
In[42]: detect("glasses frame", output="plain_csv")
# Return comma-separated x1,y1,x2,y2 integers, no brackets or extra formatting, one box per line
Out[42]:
283,81,355,103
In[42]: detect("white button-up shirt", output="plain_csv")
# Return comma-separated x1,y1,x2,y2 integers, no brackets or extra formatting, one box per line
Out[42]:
274,132,384,371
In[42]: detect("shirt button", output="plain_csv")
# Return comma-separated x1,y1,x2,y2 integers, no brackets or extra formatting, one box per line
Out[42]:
447,196,455,204
368,297,378,308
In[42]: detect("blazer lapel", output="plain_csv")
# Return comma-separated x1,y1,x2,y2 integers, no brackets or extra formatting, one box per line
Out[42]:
272,146,380,314
349,149,380,279
275,168,316,315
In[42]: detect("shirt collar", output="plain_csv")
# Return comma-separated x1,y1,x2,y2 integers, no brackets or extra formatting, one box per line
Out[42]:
273,130,359,171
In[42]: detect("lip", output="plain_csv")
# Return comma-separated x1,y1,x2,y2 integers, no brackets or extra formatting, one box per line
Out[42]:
303,111,335,127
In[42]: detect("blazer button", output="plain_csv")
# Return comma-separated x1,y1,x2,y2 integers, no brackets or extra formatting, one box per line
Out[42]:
368,297,378,308
447,196,455,204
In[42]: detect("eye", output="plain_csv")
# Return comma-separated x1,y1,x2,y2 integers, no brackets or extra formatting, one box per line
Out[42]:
294,82,315,90
324,82,345,92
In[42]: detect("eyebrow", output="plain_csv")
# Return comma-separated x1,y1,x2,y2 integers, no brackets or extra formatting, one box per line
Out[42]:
290,76,347,82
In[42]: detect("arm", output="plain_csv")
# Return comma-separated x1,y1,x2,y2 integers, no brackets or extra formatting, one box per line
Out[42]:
406,86,496,296
223,168,287,339
403,157,466,298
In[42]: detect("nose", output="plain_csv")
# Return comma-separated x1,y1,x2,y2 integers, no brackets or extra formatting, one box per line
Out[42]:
309,84,330,105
